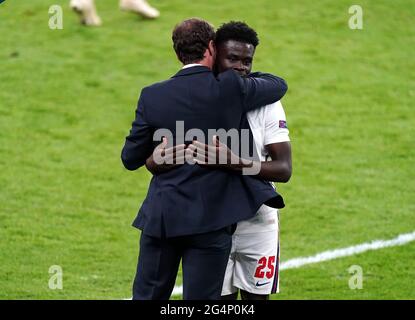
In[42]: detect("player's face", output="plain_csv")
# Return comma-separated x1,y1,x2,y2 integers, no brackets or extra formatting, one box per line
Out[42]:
216,40,255,77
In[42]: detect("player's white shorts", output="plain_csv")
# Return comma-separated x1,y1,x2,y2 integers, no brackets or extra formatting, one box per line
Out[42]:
221,229,280,296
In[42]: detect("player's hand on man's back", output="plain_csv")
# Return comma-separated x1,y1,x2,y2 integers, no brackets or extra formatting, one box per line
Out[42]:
145,137,187,175
187,136,253,171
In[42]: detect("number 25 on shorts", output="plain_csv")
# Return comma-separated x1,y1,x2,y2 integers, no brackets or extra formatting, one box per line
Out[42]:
254,256,276,279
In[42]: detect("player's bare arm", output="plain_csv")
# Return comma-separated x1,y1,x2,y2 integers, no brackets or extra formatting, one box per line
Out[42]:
258,142,292,182
188,138,292,182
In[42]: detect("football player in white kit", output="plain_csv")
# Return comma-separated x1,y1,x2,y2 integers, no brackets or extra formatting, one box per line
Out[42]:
213,22,292,300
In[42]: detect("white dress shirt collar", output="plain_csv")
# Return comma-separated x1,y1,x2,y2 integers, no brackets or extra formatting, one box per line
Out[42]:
182,63,204,69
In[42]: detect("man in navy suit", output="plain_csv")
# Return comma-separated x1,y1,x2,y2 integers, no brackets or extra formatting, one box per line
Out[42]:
121,18,288,300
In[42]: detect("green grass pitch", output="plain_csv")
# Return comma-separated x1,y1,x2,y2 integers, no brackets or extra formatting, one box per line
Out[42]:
0,0,414,299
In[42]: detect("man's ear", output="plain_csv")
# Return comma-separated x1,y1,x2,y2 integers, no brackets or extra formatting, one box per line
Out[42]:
207,40,216,57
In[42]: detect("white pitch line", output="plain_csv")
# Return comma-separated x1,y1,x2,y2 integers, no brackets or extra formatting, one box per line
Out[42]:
170,230,415,296
280,230,415,269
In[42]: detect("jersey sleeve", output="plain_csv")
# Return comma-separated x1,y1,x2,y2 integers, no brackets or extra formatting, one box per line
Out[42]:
263,101,290,146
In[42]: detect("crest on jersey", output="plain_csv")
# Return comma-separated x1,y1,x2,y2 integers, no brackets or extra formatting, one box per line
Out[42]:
279,120,287,128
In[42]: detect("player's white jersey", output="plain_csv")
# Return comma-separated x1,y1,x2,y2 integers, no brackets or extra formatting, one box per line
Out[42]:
222,101,289,296
235,101,290,235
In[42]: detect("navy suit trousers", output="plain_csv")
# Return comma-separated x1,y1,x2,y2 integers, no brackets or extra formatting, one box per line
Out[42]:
132,226,235,300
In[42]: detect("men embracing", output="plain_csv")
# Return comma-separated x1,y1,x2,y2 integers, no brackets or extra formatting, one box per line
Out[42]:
121,18,290,300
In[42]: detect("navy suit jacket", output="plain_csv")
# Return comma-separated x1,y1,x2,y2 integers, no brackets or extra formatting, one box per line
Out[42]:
121,66,287,238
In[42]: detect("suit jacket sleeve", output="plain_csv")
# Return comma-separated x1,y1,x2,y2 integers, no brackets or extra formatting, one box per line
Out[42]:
239,72,288,112
121,91,154,170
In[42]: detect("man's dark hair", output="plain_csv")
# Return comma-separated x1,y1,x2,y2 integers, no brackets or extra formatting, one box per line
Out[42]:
172,18,216,64
215,21,259,48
